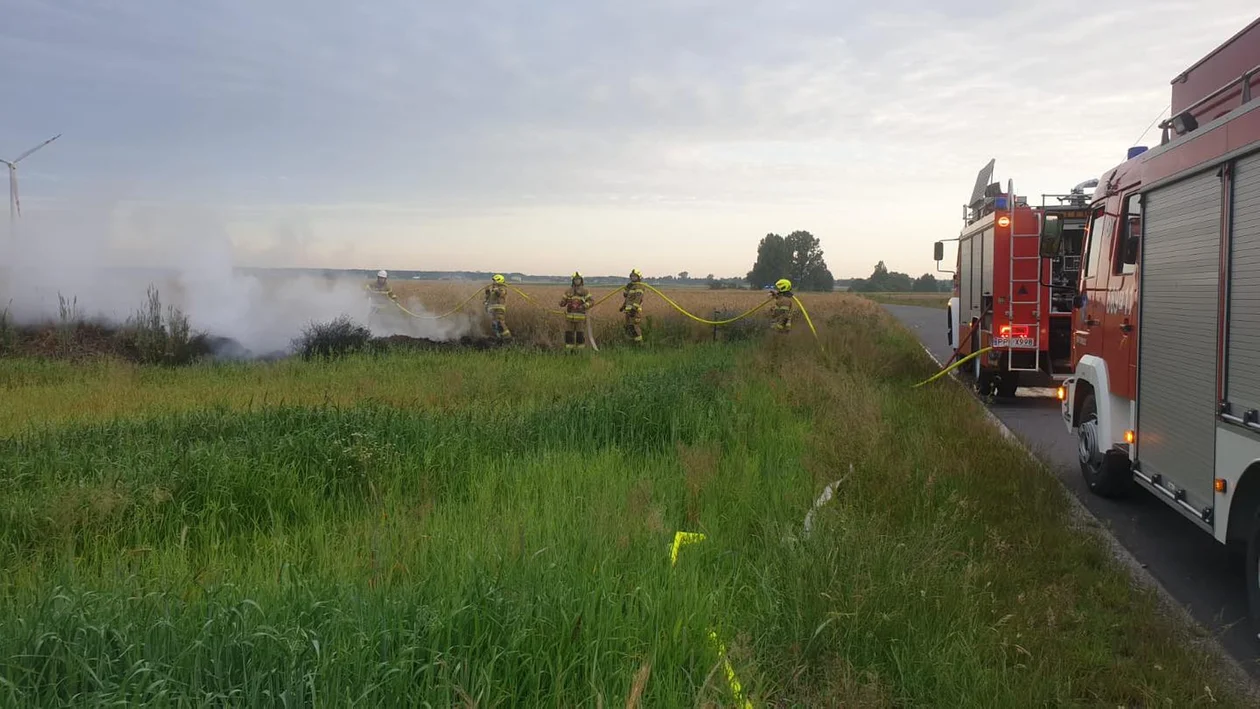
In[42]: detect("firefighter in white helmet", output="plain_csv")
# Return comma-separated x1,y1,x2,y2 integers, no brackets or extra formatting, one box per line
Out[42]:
365,269,398,327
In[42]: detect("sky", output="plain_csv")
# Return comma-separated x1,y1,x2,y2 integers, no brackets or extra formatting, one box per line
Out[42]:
2,0,1258,280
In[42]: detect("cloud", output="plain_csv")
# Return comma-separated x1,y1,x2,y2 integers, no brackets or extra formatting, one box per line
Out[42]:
0,0,1257,284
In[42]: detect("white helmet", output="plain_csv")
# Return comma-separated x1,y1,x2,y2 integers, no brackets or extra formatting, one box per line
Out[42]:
377,270,388,279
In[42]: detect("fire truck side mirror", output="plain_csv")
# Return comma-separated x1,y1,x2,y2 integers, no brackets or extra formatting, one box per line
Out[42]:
1040,215,1064,258
933,241,944,262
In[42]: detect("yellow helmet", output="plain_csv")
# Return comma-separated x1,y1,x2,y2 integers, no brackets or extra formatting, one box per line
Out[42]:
492,274,506,284
572,271,583,284
630,268,642,281
775,278,792,293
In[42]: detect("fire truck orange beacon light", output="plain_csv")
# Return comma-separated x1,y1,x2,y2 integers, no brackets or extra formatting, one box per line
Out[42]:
1215,478,1228,494
1124,430,1136,445
998,216,1011,228
1056,386,1066,401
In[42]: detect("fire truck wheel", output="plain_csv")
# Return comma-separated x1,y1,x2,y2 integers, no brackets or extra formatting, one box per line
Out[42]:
1077,393,1132,498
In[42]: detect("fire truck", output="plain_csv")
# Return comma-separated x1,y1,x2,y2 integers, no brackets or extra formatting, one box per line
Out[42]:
1046,17,1260,625
934,161,1095,396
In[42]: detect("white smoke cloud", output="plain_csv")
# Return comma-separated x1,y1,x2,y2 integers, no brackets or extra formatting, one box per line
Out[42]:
0,200,471,355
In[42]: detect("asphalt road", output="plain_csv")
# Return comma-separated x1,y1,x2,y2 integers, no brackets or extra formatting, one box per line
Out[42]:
885,304,1260,677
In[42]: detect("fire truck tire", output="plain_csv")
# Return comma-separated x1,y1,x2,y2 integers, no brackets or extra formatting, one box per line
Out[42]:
1245,513,1260,635
1077,393,1132,498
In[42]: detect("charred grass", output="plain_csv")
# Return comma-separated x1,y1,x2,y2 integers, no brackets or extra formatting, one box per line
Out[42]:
0,296,1244,706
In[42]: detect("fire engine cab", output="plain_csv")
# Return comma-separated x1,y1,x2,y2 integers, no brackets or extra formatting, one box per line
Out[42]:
1046,17,1260,626
935,161,1094,396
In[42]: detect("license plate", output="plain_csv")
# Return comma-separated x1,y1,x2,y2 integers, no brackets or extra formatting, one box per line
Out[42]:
991,337,1036,349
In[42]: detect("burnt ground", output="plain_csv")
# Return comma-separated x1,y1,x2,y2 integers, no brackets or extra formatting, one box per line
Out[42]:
369,334,513,353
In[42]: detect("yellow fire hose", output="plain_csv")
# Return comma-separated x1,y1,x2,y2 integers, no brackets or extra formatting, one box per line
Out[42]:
589,287,623,309
790,295,821,350
507,285,568,316
388,287,484,320
911,347,993,388
639,283,770,325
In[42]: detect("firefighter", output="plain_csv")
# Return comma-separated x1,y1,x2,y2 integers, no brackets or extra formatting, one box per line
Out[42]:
559,271,593,351
619,268,646,344
365,269,397,327
484,274,512,339
769,278,794,333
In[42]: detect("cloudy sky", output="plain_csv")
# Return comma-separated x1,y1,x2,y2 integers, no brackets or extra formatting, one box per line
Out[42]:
1,1,1257,279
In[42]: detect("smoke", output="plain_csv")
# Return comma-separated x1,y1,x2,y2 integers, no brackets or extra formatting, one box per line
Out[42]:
0,201,471,355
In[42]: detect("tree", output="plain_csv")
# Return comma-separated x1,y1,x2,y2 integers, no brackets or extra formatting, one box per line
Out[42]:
746,230,835,292
913,273,938,292
678,271,689,280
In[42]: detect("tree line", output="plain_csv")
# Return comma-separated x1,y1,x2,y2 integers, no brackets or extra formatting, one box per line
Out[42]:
847,261,950,293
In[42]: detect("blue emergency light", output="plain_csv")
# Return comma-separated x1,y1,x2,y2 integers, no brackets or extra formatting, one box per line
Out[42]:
995,196,1008,209
1128,146,1149,160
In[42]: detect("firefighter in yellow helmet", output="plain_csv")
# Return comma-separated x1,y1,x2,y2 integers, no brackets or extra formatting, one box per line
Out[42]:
769,278,794,333
364,269,398,328
484,274,512,340
619,268,646,344
559,271,593,351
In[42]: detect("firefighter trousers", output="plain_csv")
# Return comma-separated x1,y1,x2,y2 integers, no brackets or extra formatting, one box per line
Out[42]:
487,306,511,339
623,307,643,343
564,314,587,350
771,311,793,333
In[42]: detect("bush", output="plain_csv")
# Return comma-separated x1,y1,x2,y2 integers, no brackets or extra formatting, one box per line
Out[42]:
293,316,371,360
118,286,199,365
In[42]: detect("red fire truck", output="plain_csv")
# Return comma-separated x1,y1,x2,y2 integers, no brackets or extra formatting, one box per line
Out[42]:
1047,16,1260,624
934,161,1095,396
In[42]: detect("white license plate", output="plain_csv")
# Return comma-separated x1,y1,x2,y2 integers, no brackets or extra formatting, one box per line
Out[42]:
992,337,1036,349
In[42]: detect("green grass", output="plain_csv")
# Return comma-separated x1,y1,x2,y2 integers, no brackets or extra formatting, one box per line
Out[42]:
0,309,1245,707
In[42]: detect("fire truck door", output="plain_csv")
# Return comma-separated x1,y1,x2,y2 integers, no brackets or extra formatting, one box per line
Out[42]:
1102,193,1141,400
1076,204,1116,364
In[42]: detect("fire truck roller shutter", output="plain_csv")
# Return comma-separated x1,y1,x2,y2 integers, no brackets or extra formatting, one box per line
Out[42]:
981,227,994,309
1139,168,1224,516
1228,152,1260,420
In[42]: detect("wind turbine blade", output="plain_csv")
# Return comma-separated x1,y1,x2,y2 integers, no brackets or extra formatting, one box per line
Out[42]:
13,133,61,163
0,159,11,168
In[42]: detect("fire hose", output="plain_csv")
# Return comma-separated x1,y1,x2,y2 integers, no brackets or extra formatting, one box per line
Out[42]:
388,288,483,320
911,306,993,388
911,347,993,388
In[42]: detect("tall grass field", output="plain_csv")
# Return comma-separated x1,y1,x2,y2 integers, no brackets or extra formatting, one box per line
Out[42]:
0,292,1243,706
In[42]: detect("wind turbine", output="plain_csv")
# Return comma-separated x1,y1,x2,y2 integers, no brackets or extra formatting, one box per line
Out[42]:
2,133,62,230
